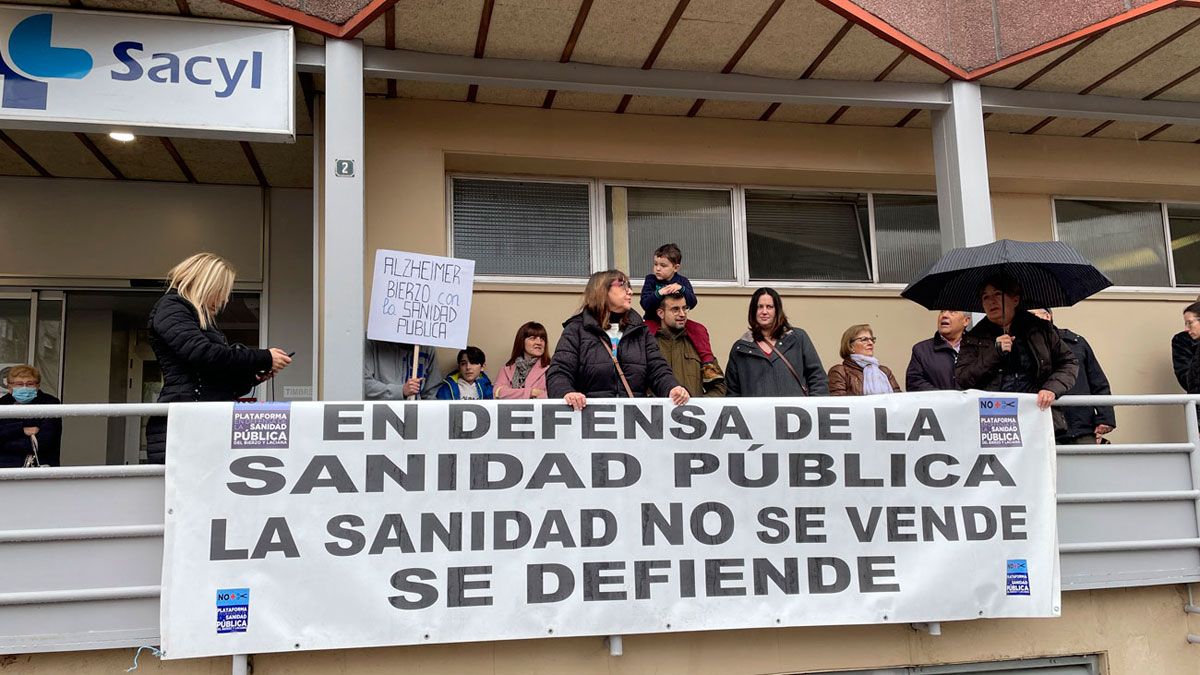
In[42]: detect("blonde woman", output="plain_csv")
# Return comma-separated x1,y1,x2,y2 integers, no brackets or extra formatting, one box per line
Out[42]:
547,269,688,410
145,253,292,463
827,324,901,396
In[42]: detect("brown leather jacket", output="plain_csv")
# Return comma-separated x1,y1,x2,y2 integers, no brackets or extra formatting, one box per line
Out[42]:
828,358,901,396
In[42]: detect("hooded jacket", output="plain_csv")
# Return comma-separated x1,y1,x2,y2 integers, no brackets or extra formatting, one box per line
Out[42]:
725,328,828,397
828,357,901,396
1057,328,1116,439
547,310,679,399
955,312,1077,397
434,371,495,400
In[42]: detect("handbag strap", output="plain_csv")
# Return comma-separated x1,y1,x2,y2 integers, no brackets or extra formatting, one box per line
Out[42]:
23,434,40,468
603,336,636,399
764,340,809,396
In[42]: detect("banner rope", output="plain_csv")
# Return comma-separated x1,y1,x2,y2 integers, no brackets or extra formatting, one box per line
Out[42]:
126,645,164,672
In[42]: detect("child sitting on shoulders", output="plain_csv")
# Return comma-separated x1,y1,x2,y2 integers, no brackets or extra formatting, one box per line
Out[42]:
434,346,494,400
640,243,721,385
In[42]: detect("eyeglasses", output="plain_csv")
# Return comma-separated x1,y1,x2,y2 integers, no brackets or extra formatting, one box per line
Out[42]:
853,336,878,344
609,280,632,290
1186,319,1199,328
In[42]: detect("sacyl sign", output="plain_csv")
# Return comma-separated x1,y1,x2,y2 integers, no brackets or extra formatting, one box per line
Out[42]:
110,40,263,99
0,6,293,140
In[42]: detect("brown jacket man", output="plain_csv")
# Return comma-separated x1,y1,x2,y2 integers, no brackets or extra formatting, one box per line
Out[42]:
653,294,726,397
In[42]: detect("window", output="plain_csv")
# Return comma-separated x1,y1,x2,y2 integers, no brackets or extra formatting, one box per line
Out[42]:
1055,199,1170,287
447,174,941,287
809,655,1099,675
1169,203,1200,286
873,193,941,283
605,186,735,282
451,177,591,278
742,190,940,284
745,190,871,282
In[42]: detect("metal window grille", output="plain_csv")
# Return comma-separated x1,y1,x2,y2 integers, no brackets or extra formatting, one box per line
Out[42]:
451,178,591,278
1055,199,1170,287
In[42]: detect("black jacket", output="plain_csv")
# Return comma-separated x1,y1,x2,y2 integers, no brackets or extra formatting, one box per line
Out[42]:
1057,328,1115,439
956,313,1078,397
1172,331,1198,392
0,391,62,467
726,328,828,397
145,290,272,463
547,311,679,398
905,333,960,391
147,290,271,404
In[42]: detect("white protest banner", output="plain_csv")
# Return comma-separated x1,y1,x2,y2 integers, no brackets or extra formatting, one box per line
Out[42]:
367,249,475,350
0,6,293,140
160,392,1059,659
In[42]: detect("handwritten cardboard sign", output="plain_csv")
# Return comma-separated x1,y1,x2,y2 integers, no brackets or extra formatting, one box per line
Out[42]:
367,249,474,349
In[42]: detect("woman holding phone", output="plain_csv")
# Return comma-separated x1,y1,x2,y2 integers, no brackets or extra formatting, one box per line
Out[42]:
145,252,292,464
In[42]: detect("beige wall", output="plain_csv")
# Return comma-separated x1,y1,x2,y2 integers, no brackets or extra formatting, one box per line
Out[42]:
0,177,265,283
362,99,1200,442
11,585,1200,673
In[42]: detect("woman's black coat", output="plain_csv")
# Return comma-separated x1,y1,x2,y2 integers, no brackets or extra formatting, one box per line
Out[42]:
547,311,679,398
0,391,62,467
145,290,272,463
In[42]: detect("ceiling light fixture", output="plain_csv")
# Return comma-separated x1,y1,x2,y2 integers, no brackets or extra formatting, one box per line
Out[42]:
109,131,136,142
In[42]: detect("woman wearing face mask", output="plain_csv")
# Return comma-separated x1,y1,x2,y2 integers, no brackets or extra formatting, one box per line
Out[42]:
496,321,552,399
145,252,293,464
0,365,62,467
726,288,827,397
827,324,902,396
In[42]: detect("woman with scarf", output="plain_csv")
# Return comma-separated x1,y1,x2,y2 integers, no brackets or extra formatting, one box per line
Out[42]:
827,324,902,396
496,321,552,399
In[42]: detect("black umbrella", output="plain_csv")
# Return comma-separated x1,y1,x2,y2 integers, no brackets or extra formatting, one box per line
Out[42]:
901,239,1112,312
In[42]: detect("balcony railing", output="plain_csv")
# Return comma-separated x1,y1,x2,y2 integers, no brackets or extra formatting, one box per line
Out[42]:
2,396,1198,654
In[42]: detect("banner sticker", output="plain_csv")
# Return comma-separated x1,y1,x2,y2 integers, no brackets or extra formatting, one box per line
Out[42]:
231,403,290,449
215,588,249,634
1006,559,1030,596
979,397,1022,448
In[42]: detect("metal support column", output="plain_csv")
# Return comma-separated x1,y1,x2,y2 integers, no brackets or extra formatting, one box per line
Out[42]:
322,38,366,400
932,80,996,252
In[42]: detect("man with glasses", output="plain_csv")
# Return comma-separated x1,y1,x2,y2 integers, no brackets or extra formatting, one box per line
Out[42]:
1173,301,1200,392
652,293,726,397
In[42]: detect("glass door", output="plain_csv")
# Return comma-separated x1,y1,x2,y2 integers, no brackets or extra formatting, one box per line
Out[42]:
0,291,63,397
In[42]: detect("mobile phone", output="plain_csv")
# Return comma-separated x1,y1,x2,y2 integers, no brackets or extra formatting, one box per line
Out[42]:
287,351,296,357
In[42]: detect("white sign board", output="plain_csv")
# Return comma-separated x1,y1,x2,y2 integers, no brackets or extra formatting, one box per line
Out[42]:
160,393,1060,659
0,6,293,140
367,249,475,350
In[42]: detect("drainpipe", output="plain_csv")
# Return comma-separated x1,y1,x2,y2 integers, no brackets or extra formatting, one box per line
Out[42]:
1186,584,1200,644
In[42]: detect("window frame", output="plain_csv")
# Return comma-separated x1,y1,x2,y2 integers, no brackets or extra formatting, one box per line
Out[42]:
739,184,939,290
447,173,939,290
598,179,742,288
1051,194,1200,294
445,172,600,285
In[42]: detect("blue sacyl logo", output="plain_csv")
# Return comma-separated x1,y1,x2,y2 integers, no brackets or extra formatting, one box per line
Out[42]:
0,12,264,111
0,14,92,110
